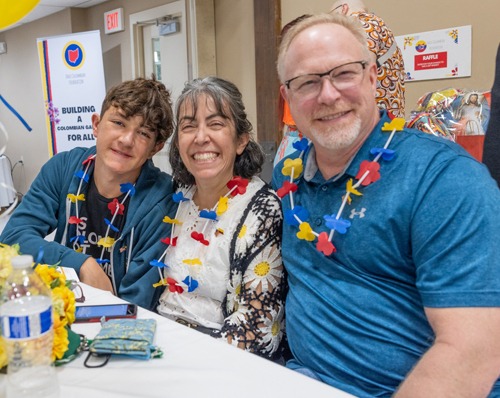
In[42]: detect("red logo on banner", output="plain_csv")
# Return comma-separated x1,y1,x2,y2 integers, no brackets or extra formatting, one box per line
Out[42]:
68,49,79,63
414,52,447,71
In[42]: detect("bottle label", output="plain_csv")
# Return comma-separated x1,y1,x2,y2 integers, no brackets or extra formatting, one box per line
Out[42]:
1,306,53,339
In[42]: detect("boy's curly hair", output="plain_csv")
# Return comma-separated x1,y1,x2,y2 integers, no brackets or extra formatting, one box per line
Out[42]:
100,76,173,143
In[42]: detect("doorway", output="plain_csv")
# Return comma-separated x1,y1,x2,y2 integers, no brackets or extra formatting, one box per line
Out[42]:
130,1,191,174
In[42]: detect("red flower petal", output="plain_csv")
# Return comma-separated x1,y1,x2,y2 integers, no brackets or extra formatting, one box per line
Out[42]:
108,199,124,215
227,176,249,196
277,181,298,198
167,277,184,294
82,155,95,165
191,231,210,246
316,232,336,256
355,160,380,186
69,216,82,224
161,237,177,246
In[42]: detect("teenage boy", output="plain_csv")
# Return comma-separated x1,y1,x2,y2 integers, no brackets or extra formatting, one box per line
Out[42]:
1,77,176,310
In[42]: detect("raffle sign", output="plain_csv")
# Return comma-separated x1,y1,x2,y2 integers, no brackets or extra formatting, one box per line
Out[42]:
37,31,106,156
395,26,471,82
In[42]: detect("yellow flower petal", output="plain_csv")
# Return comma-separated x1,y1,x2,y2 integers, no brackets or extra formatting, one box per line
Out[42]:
52,315,69,362
346,179,362,196
217,197,228,216
52,286,76,326
297,222,315,241
75,247,83,253
67,193,85,203
163,216,181,225
282,158,303,179
97,237,115,248
35,264,66,288
183,258,202,266
381,118,405,132
153,280,169,288
0,337,7,369
238,224,247,238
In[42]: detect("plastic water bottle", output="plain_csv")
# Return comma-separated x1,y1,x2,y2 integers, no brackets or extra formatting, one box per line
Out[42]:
0,255,60,398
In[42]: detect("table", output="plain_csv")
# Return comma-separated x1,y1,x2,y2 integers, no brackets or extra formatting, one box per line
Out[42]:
57,284,355,398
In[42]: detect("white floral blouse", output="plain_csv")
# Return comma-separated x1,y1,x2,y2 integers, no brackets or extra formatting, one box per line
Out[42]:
157,177,286,359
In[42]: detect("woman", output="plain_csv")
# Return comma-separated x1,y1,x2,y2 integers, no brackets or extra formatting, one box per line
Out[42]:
153,77,285,360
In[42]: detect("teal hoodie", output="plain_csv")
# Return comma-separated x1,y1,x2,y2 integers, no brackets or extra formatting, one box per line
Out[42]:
1,146,176,311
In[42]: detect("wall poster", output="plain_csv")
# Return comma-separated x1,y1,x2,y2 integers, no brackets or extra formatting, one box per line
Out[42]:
38,31,106,156
395,25,471,82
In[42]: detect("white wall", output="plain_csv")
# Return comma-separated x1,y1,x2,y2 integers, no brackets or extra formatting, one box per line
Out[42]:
0,9,73,195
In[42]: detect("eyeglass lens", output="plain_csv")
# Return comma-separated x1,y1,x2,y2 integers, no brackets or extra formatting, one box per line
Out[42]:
289,62,365,97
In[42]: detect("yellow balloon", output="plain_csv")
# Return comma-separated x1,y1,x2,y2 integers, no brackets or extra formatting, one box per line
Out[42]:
0,0,41,30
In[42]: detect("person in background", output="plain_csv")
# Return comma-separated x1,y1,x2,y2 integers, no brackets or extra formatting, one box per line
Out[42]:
331,0,405,119
155,76,286,360
483,42,500,185
1,77,177,311
274,12,500,397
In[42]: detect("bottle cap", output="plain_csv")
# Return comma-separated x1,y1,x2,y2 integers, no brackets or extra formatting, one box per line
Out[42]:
11,255,34,269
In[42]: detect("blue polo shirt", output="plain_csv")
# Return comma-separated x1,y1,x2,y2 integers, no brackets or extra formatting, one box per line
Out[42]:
272,111,500,397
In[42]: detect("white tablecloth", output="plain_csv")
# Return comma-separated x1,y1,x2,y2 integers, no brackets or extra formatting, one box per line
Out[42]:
0,156,15,207
51,284,355,398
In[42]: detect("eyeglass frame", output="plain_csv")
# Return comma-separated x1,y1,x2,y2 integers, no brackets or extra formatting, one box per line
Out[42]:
284,60,367,93
330,4,344,13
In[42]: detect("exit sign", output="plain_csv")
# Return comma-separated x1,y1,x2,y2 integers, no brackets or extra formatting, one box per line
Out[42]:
104,8,124,34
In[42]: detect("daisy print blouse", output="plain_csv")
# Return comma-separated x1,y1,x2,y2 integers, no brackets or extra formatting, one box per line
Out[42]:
157,177,286,359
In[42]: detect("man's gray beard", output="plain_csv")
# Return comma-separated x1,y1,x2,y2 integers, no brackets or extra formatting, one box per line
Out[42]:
311,113,362,151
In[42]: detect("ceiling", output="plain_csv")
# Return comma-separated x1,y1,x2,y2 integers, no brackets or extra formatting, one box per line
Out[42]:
1,0,111,32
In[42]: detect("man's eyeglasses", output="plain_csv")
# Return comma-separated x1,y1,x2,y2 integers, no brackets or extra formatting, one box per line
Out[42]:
330,4,343,13
284,61,366,99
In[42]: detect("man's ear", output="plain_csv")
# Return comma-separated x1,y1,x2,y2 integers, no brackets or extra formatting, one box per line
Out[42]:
280,84,289,104
368,62,378,94
149,141,165,159
91,113,100,139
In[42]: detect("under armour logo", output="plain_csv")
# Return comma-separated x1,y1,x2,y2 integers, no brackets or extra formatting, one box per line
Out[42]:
349,208,366,219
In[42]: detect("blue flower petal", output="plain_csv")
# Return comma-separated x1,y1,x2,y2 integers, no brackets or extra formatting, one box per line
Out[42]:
104,218,119,232
96,259,110,264
150,259,168,268
370,147,396,161
36,246,44,266
120,183,136,196
323,214,351,234
292,138,309,152
284,206,309,226
74,170,89,183
182,276,199,293
199,210,217,220
172,192,189,203
70,235,85,244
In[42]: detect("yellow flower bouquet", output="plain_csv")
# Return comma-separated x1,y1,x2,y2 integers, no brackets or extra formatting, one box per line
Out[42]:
0,243,77,368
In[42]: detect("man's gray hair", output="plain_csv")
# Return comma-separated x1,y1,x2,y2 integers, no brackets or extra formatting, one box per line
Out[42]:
277,13,372,82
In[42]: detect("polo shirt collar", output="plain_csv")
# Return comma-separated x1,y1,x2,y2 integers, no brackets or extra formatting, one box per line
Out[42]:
303,110,391,183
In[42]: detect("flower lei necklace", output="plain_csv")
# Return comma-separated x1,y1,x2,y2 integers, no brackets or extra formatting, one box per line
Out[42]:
276,118,404,256
68,154,136,265
150,176,249,294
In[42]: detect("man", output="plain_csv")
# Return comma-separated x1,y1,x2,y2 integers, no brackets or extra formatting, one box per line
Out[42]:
274,0,404,166
331,0,405,119
1,77,176,311
273,13,500,397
